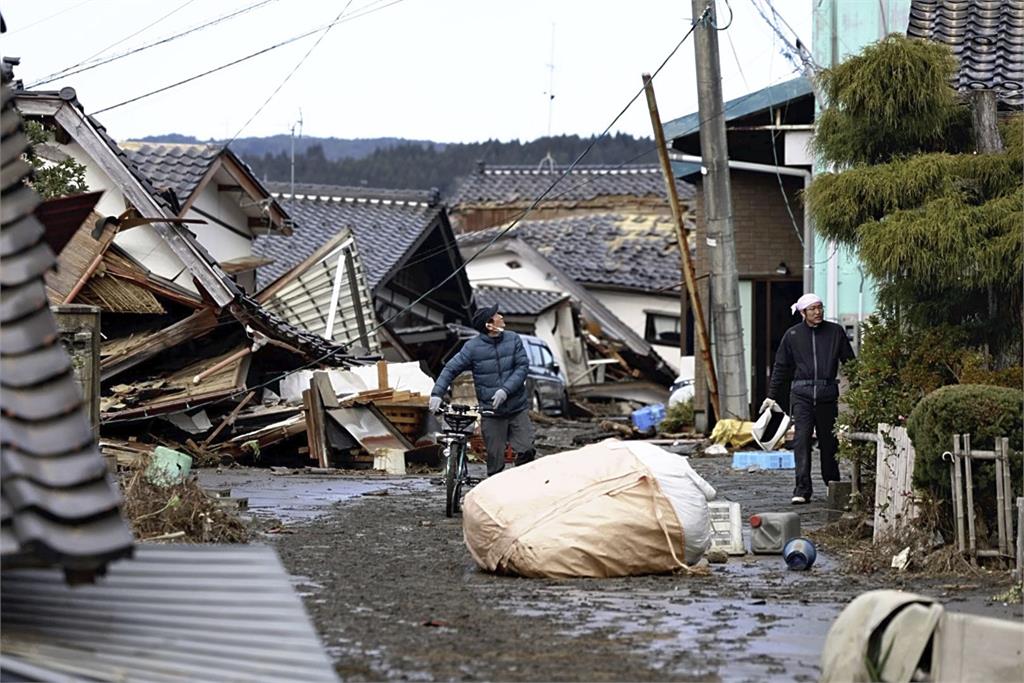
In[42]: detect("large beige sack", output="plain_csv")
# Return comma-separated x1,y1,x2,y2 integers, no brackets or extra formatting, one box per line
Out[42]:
462,440,690,578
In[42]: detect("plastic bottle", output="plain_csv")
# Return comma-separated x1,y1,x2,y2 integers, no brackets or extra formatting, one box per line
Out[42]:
782,537,817,570
749,512,801,554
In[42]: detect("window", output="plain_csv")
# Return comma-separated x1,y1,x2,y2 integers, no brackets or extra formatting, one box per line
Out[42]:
645,313,680,347
526,342,544,367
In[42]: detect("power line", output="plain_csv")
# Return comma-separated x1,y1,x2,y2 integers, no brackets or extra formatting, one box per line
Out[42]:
5,0,100,35
79,0,199,69
28,0,280,88
224,0,357,147
92,0,406,116
100,1,714,425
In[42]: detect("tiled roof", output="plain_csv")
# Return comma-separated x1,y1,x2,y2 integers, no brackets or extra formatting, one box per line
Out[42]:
447,164,696,207
463,213,685,293
122,142,220,205
254,182,443,291
1,79,133,577
907,0,1024,108
474,285,568,316
232,293,353,362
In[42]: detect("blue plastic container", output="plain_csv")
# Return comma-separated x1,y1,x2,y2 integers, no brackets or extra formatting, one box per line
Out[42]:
782,537,818,570
731,451,795,469
631,403,666,432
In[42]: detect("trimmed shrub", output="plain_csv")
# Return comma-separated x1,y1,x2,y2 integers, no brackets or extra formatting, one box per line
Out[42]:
907,384,1023,537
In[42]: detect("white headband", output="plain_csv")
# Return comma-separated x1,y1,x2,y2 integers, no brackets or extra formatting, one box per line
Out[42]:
791,293,822,315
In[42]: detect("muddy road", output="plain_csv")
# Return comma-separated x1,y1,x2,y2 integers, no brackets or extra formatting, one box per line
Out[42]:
202,449,1021,682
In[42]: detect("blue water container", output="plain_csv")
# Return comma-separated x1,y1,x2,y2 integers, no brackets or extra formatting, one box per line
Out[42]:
782,537,817,570
631,403,666,432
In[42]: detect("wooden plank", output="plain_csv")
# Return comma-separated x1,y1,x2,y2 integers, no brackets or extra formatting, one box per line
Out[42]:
313,372,339,409
377,360,389,391
101,308,218,381
302,390,318,464
307,377,329,468
201,391,256,448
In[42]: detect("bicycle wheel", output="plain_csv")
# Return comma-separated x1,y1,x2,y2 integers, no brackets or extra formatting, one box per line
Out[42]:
445,446,458,518
452,445,466,514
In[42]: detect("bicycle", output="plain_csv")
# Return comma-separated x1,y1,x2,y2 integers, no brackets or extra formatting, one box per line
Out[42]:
437,403,490,517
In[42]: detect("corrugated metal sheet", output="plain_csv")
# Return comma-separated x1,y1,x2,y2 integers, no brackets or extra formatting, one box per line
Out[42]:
262,229,379,351
0,544,339,683
0,74,133,576
908,0,1024,109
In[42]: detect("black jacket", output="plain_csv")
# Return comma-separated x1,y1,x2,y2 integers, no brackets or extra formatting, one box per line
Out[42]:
767,320,855,403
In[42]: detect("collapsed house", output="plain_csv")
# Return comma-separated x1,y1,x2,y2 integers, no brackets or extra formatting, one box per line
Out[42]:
254,182,475,372
446,163,697,405
0,71,339,682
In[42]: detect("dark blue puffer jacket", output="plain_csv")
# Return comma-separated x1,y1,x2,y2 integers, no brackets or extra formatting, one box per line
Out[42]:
430,331,529,416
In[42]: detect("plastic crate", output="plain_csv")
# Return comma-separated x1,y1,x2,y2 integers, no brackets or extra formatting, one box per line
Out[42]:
631,403,666,432
707,501,745,555
731,450,795,469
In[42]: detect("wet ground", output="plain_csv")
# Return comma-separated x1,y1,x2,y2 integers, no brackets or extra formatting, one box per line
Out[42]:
199,437,1021,682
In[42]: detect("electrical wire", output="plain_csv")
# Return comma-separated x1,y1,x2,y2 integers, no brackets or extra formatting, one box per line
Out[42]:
224,0,356,147
5,0,100,35
92,0,406,115
77,0,199,68
711,0,734,30
28,0,280,88
100,2,713,425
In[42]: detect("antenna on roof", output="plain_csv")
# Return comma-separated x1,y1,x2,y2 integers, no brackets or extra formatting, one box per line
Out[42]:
290,109,303,199
539,23,556,173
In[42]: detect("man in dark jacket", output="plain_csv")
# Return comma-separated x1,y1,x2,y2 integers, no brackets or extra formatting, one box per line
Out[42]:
763,293,855,504
429,304,535,477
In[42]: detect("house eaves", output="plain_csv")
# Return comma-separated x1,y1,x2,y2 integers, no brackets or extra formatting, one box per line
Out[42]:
475,284,569,317
14,89,237,307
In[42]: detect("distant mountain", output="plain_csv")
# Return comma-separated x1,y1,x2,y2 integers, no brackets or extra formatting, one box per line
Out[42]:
136,134,439,161
136,133,658,195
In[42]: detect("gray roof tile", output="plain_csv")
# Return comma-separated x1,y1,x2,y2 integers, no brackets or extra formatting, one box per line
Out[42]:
447,164,696,207
908,0,1024,108
0,77,133,577
463,213,685,293
474,285,568,316
254,182,444,291
122,142,220,205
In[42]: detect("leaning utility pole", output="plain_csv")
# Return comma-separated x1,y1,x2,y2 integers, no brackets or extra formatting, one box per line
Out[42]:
691,0,748,420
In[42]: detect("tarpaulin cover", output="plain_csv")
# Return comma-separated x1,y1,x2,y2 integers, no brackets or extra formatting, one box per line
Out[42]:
462,439,715,578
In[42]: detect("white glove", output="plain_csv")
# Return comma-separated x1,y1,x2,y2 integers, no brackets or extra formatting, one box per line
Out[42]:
428,396,442,414
491,389,507,410
759,398,778,414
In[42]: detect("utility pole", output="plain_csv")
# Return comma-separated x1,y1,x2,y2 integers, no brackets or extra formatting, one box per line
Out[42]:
691,0,748,420
290,110,303,200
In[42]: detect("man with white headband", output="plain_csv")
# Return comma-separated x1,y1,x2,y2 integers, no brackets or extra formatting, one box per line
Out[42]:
761,293,855,504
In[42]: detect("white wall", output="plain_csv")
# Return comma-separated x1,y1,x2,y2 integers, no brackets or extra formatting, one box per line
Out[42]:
60,141,194,291
187,185,256,264
463,248,561,292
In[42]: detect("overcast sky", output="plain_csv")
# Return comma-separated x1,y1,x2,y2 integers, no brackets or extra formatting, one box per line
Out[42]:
2,0,813,144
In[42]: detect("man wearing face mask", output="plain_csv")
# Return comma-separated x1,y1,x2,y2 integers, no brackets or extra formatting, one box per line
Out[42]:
762,293,855,504
429,304,535,477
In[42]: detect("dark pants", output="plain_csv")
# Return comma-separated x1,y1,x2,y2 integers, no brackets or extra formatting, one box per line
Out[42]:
480,409,535,477
790,395,841,498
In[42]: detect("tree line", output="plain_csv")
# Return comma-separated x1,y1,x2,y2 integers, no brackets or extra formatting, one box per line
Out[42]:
239,133,658,194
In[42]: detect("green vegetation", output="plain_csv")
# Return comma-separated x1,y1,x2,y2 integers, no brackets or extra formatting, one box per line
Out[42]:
907,384,1022,534
23,121,89,199
659,399,694,433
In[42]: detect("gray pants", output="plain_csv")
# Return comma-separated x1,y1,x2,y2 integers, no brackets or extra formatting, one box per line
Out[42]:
481,410,535,476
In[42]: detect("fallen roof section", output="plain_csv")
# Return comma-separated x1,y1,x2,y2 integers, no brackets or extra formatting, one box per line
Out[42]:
0,544,340,683
0,77,133,578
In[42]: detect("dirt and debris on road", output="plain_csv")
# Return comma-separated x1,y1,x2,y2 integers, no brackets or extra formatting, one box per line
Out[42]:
199,422,1021,682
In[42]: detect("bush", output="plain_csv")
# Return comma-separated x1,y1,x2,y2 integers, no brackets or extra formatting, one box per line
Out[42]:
907,384,1023,537
659,399,693,434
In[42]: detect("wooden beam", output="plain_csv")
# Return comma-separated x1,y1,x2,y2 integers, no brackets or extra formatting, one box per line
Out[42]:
100,308,218,381
201,391,256,448
217,184,243,192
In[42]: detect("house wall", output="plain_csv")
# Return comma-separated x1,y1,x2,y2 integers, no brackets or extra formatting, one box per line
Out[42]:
188,186,256,264
61,141,196,292
589,288,689,378
690,170,804,430
463,248,557,292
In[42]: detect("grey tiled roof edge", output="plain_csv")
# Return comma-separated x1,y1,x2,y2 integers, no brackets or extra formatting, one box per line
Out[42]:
446,163,696,206
908,0,1024,109
0,79,134,577
122,141,221,206
474,285,569,316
